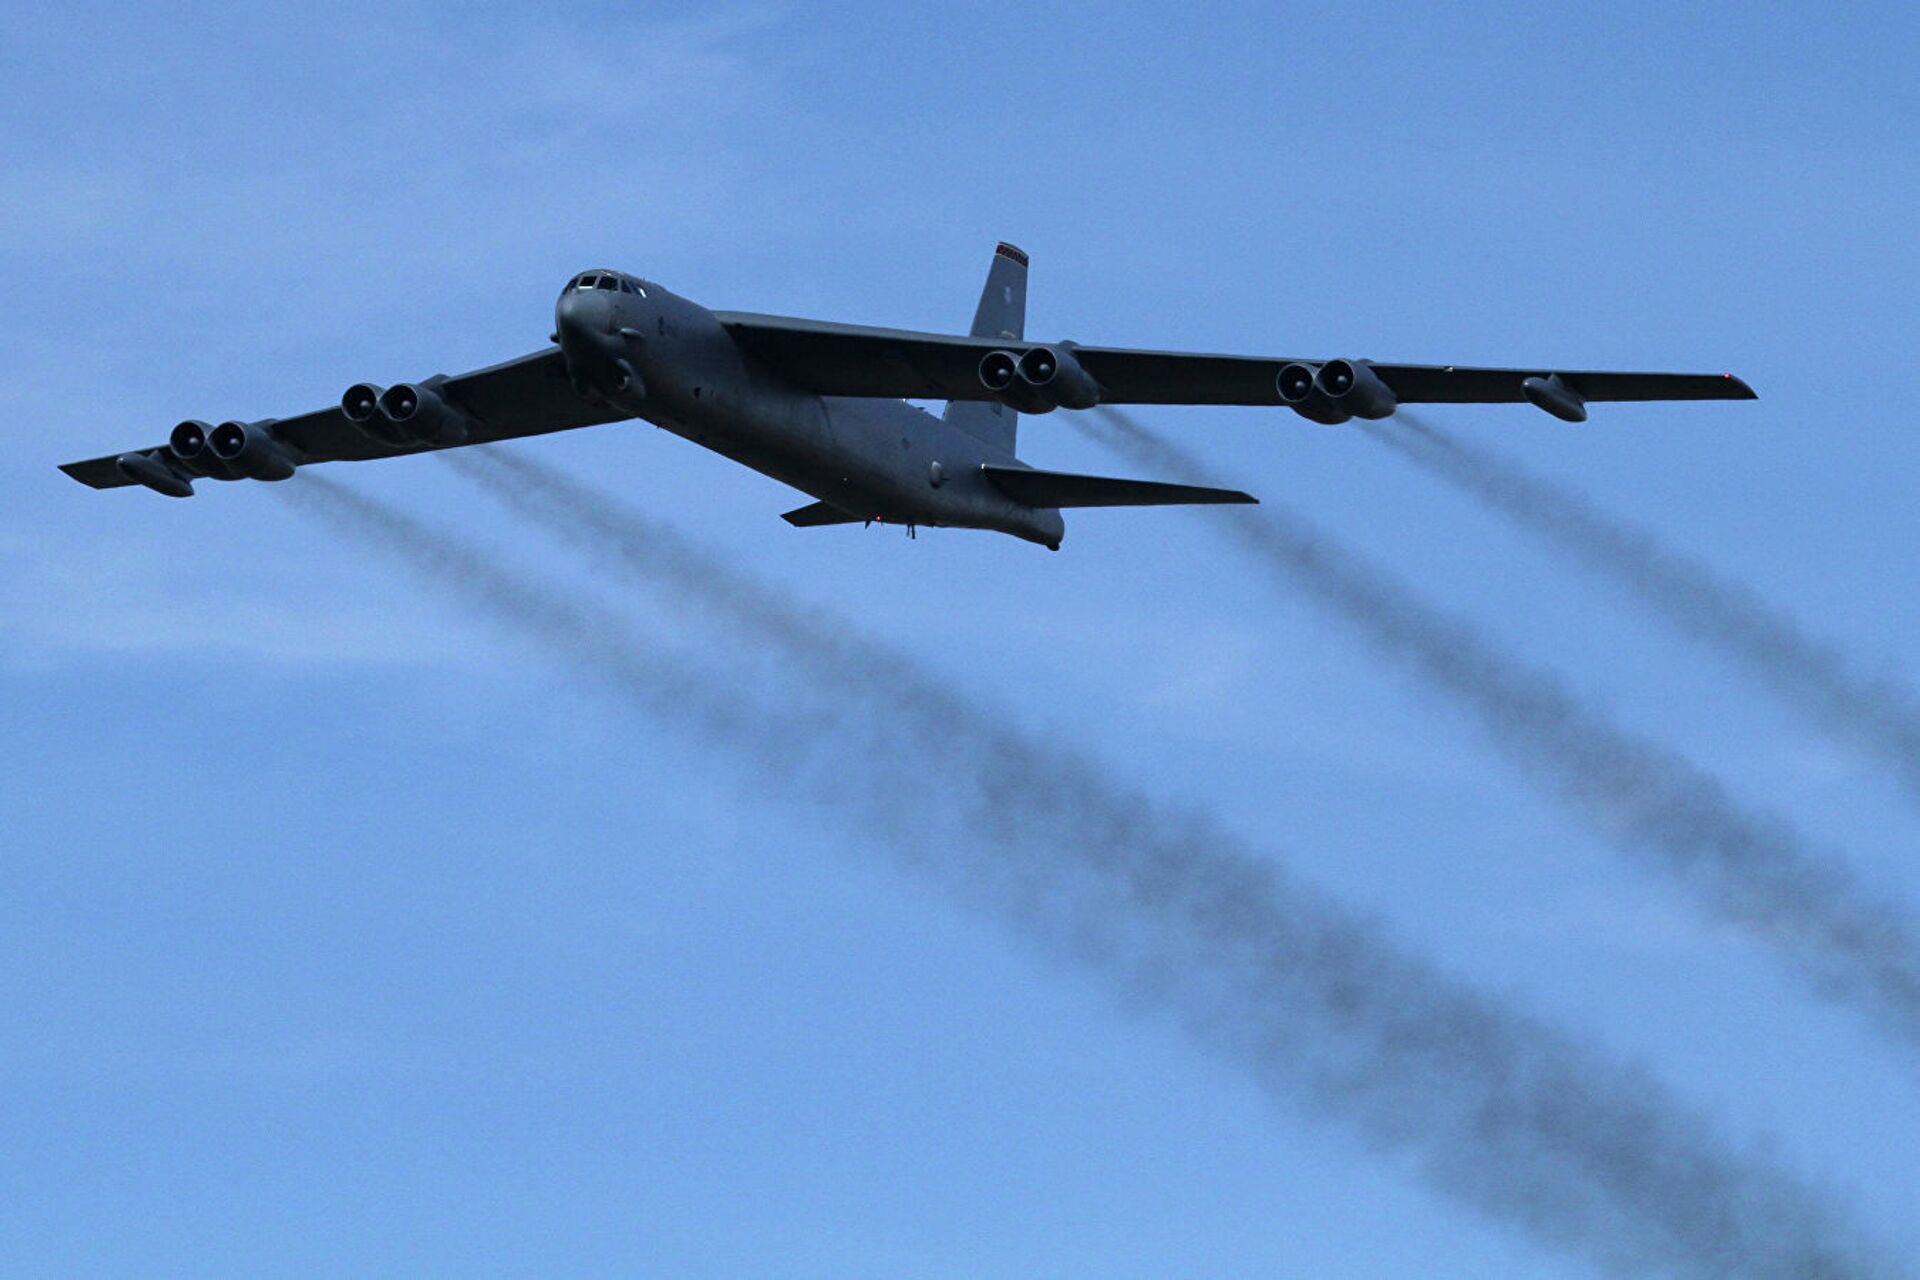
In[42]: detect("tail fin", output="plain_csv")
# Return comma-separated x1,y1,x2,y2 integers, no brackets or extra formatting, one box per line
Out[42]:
943,242,1027,454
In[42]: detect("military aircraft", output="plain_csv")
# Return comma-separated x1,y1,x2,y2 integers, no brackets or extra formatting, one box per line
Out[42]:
61,243,1754,549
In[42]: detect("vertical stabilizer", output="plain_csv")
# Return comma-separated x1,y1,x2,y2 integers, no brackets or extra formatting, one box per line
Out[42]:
944,242,1027,453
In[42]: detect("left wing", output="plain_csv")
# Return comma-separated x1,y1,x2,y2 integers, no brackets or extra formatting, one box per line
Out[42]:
716,312,1755,413
62,346,629,492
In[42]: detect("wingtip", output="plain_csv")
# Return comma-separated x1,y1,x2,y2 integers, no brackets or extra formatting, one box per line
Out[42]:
57,460,112,489
1725,374,1758,399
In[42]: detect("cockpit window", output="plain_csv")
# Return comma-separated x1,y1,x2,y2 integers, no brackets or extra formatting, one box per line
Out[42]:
565,271,642,296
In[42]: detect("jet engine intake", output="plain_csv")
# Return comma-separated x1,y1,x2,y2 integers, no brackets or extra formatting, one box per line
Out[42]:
1016,344,1101,411
209,419,297,481
342,383,384,423
342,382,411,446
1276,362,1352,425
979,350,1018,393
978,348,1046,412
374,381,473,447
169,419,212,462
1315,358,1398,420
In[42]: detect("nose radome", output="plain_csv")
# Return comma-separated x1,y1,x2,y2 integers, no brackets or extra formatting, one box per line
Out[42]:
555,289,613,339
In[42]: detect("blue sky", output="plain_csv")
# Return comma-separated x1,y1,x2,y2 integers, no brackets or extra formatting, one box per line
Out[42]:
3,2,1918,1274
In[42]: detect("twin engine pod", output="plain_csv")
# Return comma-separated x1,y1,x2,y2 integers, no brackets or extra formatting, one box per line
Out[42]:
977,343,1101,413
341,380,474,448
1277,359,1399,424
165,417,297,481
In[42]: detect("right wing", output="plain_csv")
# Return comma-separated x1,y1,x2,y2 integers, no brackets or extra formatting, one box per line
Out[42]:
61,347,630,492
716,312,1755,410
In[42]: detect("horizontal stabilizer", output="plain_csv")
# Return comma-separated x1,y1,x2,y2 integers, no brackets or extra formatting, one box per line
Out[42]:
781,500,863,527
981,464,1256,509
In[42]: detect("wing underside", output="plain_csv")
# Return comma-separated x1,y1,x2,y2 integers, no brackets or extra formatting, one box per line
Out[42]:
717,312,1755,409
61,347,630,492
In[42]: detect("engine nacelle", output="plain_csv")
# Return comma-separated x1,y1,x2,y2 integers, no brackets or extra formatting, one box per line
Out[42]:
1316,358,1397,420
169,419,212,462
209,419,297,481
979,350,1018,393
978,349,1046,413
1016,344,1101,411
1276,363,1352,425
342,382,409,446
342,382,384,424
375,381,473,447
979,346,1101,414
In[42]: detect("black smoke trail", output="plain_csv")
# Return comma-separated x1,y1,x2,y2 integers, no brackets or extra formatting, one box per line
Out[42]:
399,452,1904,1277
1363,414,1920,803
1072,406,1920,1052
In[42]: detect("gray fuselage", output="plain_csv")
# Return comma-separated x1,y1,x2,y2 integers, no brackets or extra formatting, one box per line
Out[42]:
554,278,1065,548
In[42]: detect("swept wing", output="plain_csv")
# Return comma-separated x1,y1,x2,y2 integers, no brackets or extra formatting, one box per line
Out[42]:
717,313,1754,408
61,347,627,491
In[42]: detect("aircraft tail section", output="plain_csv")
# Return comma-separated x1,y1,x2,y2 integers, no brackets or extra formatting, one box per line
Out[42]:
943,242,1027,454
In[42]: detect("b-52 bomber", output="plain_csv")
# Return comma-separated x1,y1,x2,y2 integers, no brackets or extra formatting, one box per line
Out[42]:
62,243,1755,550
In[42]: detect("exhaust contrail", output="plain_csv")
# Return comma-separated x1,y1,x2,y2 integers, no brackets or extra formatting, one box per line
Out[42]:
394,452,1907,1277
277,476,848,768
1363,414,1920,803
1074,406,1920,1052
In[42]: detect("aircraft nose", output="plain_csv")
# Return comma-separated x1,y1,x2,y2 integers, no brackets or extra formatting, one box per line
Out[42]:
555,289,613,344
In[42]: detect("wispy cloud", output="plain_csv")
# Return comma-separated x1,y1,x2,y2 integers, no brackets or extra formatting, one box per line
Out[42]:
0,5,792,302
0,527,493,670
